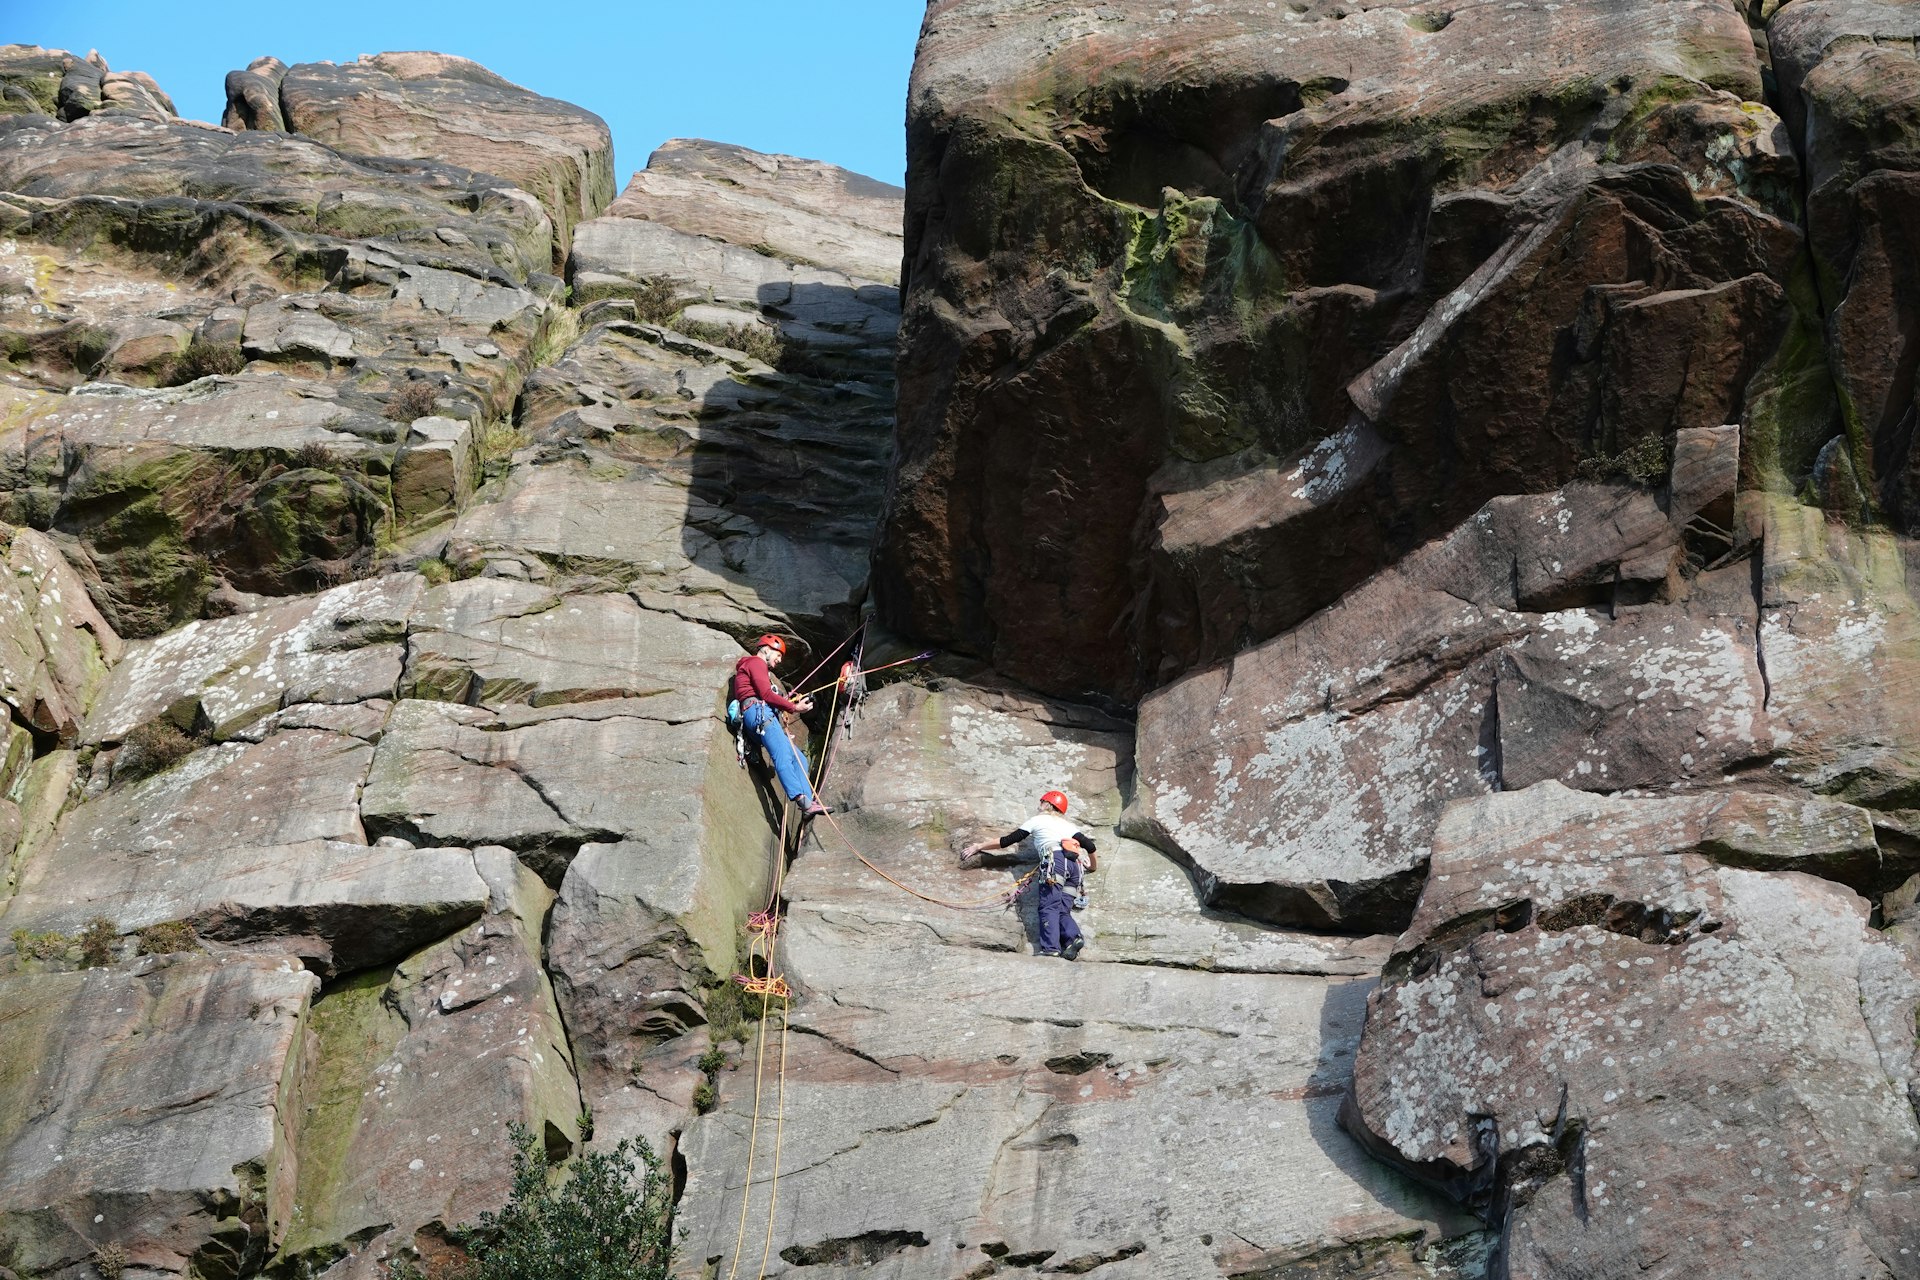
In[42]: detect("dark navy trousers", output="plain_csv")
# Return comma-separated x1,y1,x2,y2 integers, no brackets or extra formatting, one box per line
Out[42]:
1036,882,1082,954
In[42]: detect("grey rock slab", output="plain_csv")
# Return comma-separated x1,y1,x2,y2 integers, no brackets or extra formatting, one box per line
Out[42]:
101,316,190,375
84,573,423,743
227,698,391,744
365,685,746,868
1345,782,1920,1278
609,138,903,283
541,712,777,1145
0,113,554,284
1134,652,1497,933
243,304,355,362
796,679,1387,973
0,954,317,1275
0,525,121,740
447,466,868,635
0,749,73,899
274,51,613,262
1495,591,1771,794
392,263,544,328
1754,493,1920,804
1405,781,1884,946
1668,423,1740,529
277,847,581,1262
403,581,734,712
1130,474,1735,934
8,376,378,453
1400,482,1684,614
572,216,802,305
673,913,1474,1280
1,727,486,972
390,414,475,523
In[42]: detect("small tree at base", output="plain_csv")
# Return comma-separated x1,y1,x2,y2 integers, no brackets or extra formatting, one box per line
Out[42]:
388,1123,672,1280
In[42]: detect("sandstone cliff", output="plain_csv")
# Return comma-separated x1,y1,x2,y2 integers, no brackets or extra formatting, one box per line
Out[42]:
1,6,1919,1279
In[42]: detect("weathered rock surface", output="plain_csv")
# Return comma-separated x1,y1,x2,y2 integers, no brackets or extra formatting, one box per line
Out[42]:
1770,4,1920,527
675,676,1478,1279
13,15,1920,1280
0,525,119,739
0,46,173,123
1129,430,1771,931
433,140,900,643
877,0,1826,700
0,103,566,632
1344,782,1920,1278
232,52,615,266
0,523,119,899
795,678,1391,973
277,848,581,1268
608,138,904,283
0,954,317,1276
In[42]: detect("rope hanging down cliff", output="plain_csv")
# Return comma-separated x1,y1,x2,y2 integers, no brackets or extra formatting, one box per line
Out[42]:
719,629,1038,1280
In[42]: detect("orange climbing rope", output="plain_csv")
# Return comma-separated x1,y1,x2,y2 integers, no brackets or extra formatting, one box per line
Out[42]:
819,808,1039,911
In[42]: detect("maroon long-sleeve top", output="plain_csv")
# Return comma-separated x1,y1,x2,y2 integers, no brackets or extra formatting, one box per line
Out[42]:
731,655,802,713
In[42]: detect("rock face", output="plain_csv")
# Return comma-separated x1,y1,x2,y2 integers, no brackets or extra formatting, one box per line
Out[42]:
1342,784,1920,1278
674,678,1478,1279
438,138,901,644
0,955,317,1276
8,14,1920,1280
1127,429,1762,931
607,138,905,284
0,55,895,1275
227,52,615,266
1770,4,1920,527
0,45,174,122
877,0,1823,701
0,94,562,634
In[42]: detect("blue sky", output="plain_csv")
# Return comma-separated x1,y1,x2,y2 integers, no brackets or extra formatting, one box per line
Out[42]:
9,1,923,187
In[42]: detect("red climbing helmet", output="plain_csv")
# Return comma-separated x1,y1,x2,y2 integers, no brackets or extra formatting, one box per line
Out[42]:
752,634,788,656
1040,790,1069,815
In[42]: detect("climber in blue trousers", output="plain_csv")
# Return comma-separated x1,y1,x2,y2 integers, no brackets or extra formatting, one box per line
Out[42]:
1035,838,1087,959
730,634,828,817
961,790,1097,959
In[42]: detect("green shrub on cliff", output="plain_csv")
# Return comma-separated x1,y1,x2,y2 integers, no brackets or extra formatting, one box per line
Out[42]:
161,340,246,385
387,1124,671,1280
116,720,199,783
628,277,684,325
76,917,118,968
1575,433,1670,488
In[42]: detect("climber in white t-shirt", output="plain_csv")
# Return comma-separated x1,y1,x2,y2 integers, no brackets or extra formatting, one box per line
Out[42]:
960,790,1098,959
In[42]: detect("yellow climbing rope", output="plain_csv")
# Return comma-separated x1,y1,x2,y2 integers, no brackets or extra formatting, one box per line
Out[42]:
724,798,793,1280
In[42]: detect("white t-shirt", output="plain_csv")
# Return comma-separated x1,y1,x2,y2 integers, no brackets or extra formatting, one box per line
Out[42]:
1020,810,1079,863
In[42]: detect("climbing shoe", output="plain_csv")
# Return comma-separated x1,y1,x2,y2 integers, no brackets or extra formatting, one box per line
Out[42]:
1062,938,1085,961
802,801,830,817
1036,950,1061,958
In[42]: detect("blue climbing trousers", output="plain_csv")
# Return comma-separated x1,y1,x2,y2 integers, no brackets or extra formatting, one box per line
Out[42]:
743,700,817,807
1036,882,1082,954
